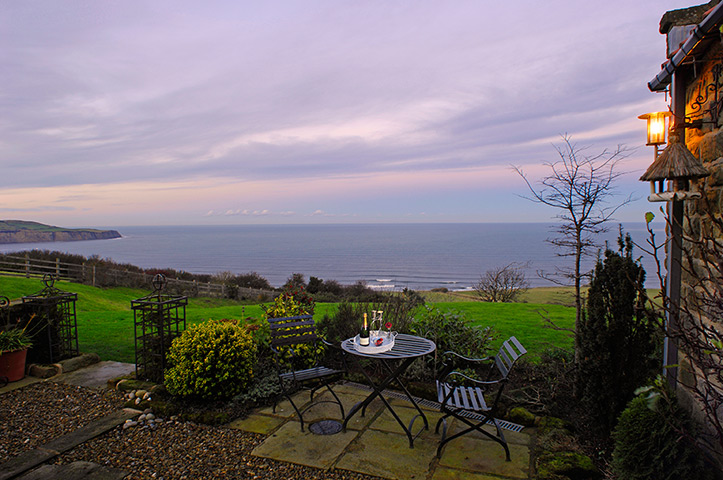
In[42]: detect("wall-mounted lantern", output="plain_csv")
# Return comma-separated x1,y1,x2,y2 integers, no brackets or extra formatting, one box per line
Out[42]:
638,111,671,147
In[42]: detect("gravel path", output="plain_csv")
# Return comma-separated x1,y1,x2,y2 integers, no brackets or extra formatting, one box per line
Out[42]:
0,382,126,462
1,382,382,480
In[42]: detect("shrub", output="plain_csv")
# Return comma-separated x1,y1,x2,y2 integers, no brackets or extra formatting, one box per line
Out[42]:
262,286,319,370
317,291,425,344
410,305,495,358
164,320,256,400
406,305,496,381
612,377,712,480
577,233,659,435
263,286,315,318
318,301,367,343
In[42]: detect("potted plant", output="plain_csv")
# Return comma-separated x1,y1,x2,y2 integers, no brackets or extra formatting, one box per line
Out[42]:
0,327,33,382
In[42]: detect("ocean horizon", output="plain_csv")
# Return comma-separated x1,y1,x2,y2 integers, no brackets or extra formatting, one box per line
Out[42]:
0,222,663,291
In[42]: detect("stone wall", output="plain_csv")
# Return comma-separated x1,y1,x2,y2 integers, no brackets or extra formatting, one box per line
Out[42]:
677,40,723,465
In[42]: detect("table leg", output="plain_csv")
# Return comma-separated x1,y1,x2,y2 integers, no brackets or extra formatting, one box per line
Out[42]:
379,359,430,432
342,356,428,447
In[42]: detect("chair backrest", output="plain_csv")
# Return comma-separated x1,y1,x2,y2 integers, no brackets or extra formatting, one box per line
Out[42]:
268,315,317,348
494,336,527,379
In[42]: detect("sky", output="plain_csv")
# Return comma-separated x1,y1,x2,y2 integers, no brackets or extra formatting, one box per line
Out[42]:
0,0,694,227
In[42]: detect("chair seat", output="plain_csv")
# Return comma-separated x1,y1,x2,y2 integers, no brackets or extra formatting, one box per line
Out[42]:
437,381,490,412
280,366,344,383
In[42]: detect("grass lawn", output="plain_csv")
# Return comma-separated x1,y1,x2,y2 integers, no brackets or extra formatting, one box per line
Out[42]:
1,276,576,363
427,302,574,361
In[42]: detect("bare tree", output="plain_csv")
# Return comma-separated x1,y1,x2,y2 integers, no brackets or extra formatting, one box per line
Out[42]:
514,135,631,361
474,263,529,302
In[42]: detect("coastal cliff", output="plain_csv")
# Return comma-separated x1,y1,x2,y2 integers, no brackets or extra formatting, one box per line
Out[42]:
0,220,121,244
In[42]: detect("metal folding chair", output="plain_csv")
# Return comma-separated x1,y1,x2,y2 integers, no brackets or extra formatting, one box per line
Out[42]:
435,336,527,460
268,314,346,431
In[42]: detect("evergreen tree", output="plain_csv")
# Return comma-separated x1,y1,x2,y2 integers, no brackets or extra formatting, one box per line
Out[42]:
577,233,659,435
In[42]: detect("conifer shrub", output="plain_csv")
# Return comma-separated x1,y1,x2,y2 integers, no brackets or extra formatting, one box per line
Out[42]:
577,233,659,434
164,319,256,400
612,377,712,480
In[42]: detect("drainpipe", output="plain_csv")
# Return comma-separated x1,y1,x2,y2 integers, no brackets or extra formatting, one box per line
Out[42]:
663,69,688,387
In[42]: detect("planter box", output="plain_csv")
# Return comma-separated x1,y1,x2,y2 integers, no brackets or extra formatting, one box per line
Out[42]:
0,348,28,382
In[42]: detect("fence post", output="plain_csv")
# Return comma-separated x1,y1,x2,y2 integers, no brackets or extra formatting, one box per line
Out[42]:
56,258,60,277
92,266,96,287
25,253,30,278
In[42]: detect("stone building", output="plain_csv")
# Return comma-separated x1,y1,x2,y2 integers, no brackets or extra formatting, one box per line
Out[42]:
646,0,723,466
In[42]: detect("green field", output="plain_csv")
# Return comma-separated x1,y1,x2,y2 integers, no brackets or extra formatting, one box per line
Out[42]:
1,276,575,363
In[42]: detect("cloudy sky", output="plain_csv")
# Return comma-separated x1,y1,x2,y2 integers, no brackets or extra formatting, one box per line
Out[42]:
1,0,690,227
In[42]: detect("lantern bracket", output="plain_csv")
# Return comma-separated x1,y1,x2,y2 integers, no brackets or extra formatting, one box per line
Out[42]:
687,62,723,127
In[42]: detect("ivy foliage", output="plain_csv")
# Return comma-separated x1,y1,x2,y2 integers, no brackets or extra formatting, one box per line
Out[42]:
164,319,257,400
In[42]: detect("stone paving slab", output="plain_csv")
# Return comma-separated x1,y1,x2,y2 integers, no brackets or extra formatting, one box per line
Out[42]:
336,428,438,480
258,388,385,430
438,436,530,479
54,361,135,390
228,414,285,435
252,419,359,470
369,404,444,439
446,420,533,446
429,468,507,480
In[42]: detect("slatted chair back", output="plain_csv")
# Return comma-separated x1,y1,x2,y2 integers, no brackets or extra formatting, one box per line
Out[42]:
494,336,527,379
268,315,318,348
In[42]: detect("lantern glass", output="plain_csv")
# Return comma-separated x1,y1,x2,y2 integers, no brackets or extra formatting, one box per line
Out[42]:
638,111,670,146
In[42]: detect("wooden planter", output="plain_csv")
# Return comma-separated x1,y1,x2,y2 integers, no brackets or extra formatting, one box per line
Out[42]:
0,347,28,382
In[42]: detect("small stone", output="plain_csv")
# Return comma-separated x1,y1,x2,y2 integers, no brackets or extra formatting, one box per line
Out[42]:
135,389,148,399
143,408,152,414
146,413,155,420
128,392,135,400
143,392,151,400
135,398,141,405
123,420,138,429
138,414,147,422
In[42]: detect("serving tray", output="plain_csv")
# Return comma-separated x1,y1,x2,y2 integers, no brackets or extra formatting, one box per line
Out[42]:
353,330,397,354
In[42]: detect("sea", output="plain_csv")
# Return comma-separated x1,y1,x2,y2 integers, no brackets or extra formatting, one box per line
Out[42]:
0,223,663,291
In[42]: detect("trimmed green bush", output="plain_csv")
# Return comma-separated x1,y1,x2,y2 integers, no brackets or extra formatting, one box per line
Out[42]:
612,379,712,480
164,320,256,400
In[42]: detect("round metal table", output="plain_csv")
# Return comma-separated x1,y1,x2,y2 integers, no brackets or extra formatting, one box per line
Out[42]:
341,333,436,447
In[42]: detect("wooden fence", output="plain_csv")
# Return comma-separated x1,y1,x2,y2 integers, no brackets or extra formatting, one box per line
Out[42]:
0,253,273,300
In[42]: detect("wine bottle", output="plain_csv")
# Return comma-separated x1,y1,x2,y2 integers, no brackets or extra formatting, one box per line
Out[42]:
360,313,370,346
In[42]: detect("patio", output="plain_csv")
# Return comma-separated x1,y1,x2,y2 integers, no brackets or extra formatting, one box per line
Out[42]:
229,382,532,480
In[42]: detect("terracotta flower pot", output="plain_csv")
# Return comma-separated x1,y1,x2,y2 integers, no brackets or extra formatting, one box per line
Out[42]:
0,347,28,382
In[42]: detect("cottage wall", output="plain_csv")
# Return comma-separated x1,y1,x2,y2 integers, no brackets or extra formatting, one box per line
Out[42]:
673,38,723,465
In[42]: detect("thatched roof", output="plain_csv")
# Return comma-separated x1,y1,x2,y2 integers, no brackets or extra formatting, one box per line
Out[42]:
639,135,709,181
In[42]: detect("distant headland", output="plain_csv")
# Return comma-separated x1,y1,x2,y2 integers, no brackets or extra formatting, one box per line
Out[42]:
0,220,121,244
